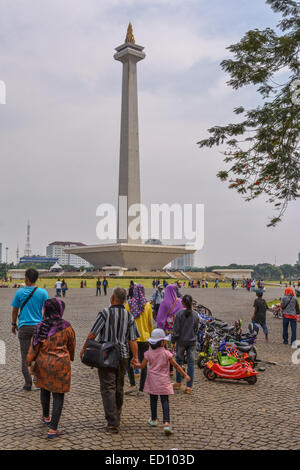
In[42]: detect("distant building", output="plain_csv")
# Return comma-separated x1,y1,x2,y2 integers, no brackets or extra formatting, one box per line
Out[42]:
19,256,58,265
171,253,195,270
297,253,300,265
0,243,2,263
46,242,92,268
9,269,48,280
213,269,253,280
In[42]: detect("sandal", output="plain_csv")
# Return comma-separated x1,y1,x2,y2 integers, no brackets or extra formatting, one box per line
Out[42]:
184,387,192,395
125,386,137,395
104,425,119,434
40,416,51,425
47,430,62,439
172,382,181,390
148,418,158,427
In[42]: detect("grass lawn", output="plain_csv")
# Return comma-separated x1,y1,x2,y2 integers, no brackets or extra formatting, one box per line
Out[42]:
267,298,300,307
8,278,235,289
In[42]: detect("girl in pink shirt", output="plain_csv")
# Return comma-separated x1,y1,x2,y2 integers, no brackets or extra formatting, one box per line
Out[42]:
137,329,189,435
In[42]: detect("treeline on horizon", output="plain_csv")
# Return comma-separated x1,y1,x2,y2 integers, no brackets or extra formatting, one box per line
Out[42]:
188,263,300,280
1,262,300,281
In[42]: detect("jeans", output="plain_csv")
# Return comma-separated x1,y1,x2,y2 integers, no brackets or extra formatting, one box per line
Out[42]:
40,388,64,431
98,358,127,427
283,317,297,344
127,342,149,391
153,304,160,321
150,394,170,423
176,344,196,388
18,325,36,388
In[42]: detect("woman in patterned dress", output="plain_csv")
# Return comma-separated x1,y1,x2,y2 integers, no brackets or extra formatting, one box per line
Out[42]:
26,298,76,438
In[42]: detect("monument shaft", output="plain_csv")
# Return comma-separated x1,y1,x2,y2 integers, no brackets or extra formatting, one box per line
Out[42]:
114,40,145,244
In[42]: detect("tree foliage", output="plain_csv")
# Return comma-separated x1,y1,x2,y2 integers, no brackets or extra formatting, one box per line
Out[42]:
202,262,300,279
198,0,300,226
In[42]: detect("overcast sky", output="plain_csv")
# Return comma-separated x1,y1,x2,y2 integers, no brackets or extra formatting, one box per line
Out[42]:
0,0,299,266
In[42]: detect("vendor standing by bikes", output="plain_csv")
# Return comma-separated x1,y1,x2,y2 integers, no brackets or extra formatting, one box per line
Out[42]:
252,289,270,341
281,287,300,346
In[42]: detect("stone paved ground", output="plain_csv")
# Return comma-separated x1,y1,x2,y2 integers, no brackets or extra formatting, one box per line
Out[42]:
0,286,299,450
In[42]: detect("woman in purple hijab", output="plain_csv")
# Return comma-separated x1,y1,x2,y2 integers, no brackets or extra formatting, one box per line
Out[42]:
157,284,183,333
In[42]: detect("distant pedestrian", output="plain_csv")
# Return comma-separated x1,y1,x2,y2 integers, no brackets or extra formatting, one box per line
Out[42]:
80,280,84,289
281,287,300,345
26,298,76,438
96,278,101,296
55,279,62,297
137,328,190,435
150,284,164,321
252,290,270,341
61,280,68,298
103,278,108,296
11,269,49,391
128,280,134,299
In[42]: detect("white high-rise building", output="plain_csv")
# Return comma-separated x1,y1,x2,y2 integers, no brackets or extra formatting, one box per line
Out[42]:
171,253,195,270
46,242,92,268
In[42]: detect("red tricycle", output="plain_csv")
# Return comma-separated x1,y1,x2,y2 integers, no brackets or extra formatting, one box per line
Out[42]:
203,358,258,385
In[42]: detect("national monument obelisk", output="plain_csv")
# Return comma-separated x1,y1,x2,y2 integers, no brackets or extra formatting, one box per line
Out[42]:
65,24,195,270
115,23,144,244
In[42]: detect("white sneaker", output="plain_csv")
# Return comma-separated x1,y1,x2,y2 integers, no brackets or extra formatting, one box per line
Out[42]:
31,384,40,391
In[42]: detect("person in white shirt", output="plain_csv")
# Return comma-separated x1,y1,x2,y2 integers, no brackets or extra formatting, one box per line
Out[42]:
55,279,62,297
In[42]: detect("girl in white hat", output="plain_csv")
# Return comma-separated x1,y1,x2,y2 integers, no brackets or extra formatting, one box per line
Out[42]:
135,328,190,435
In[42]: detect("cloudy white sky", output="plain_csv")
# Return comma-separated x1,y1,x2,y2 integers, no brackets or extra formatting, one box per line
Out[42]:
0,0,299,266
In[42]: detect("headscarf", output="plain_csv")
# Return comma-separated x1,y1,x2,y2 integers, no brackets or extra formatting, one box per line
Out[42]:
33,298,71,346
157,284,183,330
128,284,147,319
285,287,294,296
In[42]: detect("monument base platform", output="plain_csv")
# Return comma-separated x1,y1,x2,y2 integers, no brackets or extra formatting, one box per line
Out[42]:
64,243,196,271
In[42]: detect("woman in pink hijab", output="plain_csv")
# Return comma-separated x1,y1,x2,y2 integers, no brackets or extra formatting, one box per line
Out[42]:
157,284,183,334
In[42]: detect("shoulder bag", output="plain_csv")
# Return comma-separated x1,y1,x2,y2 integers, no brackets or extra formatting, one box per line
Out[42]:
81,308,120,369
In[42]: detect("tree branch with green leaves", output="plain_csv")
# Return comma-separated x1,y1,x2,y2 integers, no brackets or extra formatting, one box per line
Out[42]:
198,0,300,226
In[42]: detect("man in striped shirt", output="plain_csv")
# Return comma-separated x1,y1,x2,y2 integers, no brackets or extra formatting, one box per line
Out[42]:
80,287,140,433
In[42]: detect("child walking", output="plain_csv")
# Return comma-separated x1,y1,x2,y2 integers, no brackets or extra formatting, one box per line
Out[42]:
136,329,190,435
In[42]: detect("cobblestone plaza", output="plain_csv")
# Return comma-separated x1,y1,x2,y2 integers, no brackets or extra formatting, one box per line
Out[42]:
0,287,299,450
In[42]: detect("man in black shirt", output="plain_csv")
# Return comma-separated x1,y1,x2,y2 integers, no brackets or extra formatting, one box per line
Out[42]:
252,290,270,341
96,278,101,296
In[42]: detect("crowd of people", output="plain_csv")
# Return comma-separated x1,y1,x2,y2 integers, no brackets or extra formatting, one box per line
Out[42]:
9,268,300,439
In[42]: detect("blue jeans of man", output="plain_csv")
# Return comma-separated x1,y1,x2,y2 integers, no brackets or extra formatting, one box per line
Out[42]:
283,317,297,344
176,344,196,388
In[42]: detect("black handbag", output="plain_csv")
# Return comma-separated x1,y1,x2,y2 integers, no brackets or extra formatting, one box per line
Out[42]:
81,308,120,369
